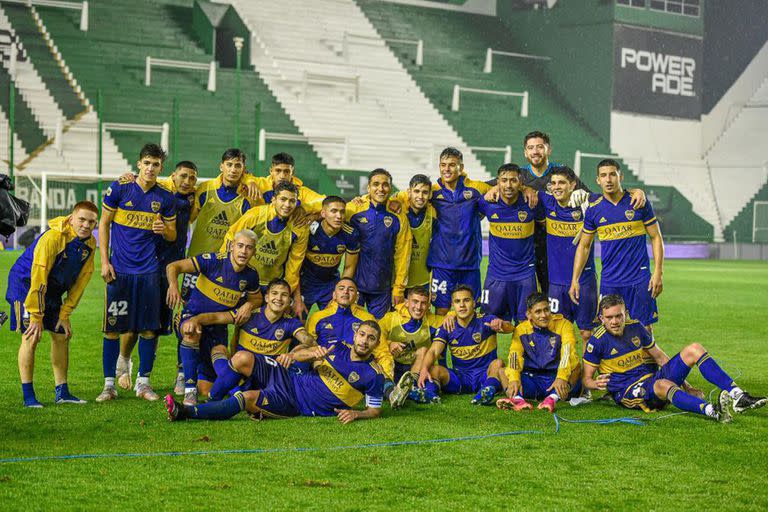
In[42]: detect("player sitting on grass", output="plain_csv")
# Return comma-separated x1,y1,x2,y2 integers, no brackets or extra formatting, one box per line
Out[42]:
417,285,512,405
306,277,394,384
378,286,444,409
182,277,315,369
6,201,98,407
496,292,581,413
582,294,767,422
165,320,384,423
166,229,262,406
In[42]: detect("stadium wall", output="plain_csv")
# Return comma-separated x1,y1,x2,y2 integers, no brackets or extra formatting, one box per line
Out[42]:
703,0,768,113
497,1,614,145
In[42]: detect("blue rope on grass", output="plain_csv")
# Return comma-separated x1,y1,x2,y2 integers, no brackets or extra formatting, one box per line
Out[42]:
0,409,690,464
0,429,544,464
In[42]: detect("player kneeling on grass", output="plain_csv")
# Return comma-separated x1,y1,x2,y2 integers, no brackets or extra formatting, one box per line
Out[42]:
496,292,582,413
166,230,262,406
165,320,384,424
582,294,766,422
379,286,444,409
181,278,316,405
6,201,98,407
417,285,513,405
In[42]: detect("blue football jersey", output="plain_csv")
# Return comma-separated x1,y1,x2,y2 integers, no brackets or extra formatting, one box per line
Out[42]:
182,252,260,316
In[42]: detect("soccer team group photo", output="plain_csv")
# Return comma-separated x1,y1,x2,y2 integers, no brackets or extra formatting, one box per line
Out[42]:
1,0,766,508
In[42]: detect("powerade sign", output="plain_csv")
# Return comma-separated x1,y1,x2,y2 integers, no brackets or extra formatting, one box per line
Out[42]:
613,25,702,119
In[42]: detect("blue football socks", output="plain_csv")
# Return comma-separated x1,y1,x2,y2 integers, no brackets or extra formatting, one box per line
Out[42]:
137,336,158,378
102,337,120,379
186,392,245,420
697,353,736,392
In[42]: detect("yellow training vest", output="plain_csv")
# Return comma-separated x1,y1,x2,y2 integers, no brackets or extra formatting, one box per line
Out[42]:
386,312,434,365
408,206,433,288
188,178,247,256
239,206,297,286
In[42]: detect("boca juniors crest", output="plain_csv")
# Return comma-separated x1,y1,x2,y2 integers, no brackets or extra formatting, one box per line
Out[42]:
625,210,635,221
518,211,528,222
571,210,582,221
631,336,641,347
275,328,285,340
151,201,161,213
463,190,473,200
239,280,247,291
337,244,345,253
383,216,393,228
348,371,360,383
472,332,481,343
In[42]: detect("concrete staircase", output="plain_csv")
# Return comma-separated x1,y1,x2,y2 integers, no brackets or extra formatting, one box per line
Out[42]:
219,0,490,188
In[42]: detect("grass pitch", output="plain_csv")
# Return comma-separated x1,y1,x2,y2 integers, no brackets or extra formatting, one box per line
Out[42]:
0,253,767,510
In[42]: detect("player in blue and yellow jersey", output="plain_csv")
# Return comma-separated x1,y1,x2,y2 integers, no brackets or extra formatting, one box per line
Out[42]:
165,229,262,405
306,277,394,382
6,201,98,407
165,320,385,424
250,152,325,215
496,292,581,413
539,166,598,341
583,295,766,422
478,163,543,323
97,144,177,402
187,148,257,258
378,286,444,408
300,196,360,314
417,285,513,405
345,168,411,319
112,161,200,394
571,159,663,332
222,181,309,317
424,148,491,314
485,132,644,293
405,174,436,290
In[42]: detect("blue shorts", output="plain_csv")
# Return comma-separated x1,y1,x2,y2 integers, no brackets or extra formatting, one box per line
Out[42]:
519,371,582,400
245,354,300,418
302,281,334,312
431,267,481,310
481,275,537,323
549,278,598,330
601,278,659,325
8,299,66,334
176,312,229,382
640,354,691,408
104,272,164,333
444,368,486,394
358,291,391,319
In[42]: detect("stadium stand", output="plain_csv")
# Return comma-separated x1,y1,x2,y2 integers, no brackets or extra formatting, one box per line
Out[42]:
705,44,768,242
357,0,713,240
14,0,333,191
216,0,491,189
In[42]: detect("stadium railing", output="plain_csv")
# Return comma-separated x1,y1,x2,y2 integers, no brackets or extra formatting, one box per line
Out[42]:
342,32,423,66
258,129,348,167
144,57,217,93
451,85,529,117
483,48,551,74
573,150,620,178
753,201,768,243
301,71,360,103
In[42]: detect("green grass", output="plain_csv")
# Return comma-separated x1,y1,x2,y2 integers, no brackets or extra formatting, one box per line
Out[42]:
1,253,767,510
